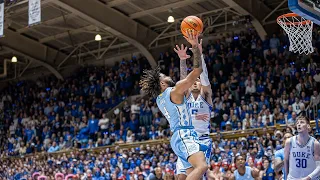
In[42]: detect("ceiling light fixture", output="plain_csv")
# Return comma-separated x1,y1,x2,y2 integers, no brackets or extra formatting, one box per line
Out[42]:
167,8,174,23
11,56,17,63
167,16,174,23
95,34,102,41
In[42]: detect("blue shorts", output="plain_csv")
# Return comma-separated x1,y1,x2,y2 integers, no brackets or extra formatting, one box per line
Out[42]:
176,135,212,175
171,129,208,174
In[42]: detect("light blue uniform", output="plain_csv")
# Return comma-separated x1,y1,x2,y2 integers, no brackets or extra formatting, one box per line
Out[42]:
156,87,207,170
176,94,212,176
234,166,255,180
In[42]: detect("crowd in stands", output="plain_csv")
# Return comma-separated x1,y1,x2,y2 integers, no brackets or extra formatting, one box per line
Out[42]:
0,26,320,179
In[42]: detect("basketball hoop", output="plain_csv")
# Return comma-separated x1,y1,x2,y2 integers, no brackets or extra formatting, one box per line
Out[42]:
277,13,314,55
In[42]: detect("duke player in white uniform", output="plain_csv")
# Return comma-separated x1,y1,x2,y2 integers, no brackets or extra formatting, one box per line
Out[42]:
284,116,320,180
174,39,213,180
230,155,260,180
140,31,208,180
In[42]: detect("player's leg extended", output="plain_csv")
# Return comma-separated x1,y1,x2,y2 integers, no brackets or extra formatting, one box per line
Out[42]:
185,131,208,180
181,138,211,180
186,136,212,180
186,151,208,180
171,129,208,180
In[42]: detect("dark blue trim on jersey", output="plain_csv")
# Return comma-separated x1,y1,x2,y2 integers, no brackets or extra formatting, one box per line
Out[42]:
296,136,312,148
186,94,192,101
289,137,292,155
199,135,210,140
200,95,213,108
289,0,320,25
311,137,315,157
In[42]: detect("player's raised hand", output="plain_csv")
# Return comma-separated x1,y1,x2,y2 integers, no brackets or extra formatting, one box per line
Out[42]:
174,44,191,60
184,29,199,47
189,39,203,54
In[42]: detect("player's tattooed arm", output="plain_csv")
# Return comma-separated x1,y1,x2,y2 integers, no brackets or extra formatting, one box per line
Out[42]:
191,44,202,69
174,44,191,97
174,44,190,80
180,59,188,80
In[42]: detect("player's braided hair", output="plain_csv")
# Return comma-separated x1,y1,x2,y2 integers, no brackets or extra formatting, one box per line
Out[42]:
139,66,161,98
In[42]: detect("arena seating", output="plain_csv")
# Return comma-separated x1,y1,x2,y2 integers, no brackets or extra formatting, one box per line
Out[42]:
0,28,319,179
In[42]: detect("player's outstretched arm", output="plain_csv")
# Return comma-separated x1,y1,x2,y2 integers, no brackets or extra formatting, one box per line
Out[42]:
198,41,213,106
171,31,202,103
174,44,190,80
306,140,320,180
284,137,291,179
174,44,191,97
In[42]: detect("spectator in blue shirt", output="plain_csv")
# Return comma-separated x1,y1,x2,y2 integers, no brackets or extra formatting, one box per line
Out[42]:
88,115,99,141
47,142,59,153
25,126,34,143
269,34,280,57
262,35,270,59
128,114,139,133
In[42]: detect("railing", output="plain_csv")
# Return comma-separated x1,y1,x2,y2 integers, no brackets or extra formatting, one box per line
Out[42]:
2,120,316,160
306,95,320,119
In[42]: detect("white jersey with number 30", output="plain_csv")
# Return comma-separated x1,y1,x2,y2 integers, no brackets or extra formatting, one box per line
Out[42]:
288,136,319,180
186,93,211,136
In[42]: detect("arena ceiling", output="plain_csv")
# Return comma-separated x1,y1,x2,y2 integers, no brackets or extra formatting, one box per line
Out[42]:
0,0,288,81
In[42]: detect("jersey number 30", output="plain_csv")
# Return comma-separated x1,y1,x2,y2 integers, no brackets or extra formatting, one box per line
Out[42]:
295,159,307,168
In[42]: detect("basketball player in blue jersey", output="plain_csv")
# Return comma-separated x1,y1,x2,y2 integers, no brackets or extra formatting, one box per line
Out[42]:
174,39,213,180
140,30,208,180
229,155,260,180
284,116,320,180
274,132,293,180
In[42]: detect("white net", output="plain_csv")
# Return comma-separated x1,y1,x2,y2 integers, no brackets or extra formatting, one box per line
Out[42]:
277,14,314,55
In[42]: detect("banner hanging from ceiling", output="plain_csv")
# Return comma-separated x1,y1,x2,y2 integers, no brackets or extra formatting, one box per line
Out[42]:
0,0,4,37
28,0,41,26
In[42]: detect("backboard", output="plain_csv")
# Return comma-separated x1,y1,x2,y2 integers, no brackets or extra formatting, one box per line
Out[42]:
289,0,320,25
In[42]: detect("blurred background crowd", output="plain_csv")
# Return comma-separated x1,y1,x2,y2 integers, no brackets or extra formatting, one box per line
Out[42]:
0,27,320,179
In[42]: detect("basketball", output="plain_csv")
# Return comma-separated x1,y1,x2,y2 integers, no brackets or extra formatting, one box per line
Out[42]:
180,16,203,37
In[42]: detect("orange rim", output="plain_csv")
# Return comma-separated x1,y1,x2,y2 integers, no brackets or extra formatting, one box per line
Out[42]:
277,13,312,25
